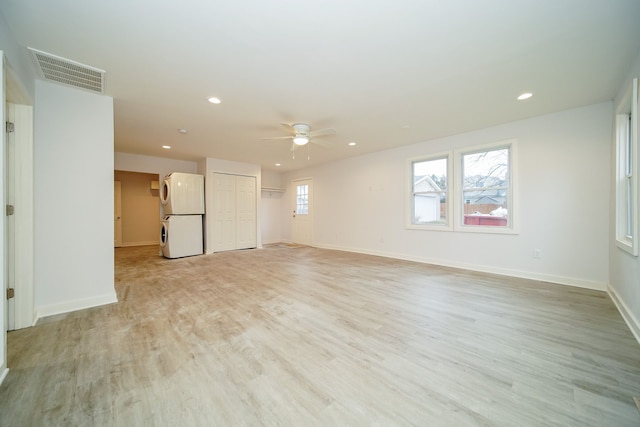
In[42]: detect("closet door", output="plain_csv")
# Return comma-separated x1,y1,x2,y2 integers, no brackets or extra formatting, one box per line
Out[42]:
212,173,236,252
211,173,257,252
236,176,256,249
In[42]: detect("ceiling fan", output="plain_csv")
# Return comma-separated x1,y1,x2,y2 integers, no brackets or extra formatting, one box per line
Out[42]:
261,123,336,148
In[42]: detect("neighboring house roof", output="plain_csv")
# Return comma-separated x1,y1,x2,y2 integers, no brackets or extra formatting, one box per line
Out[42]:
470,195,504,204
414,175,443,193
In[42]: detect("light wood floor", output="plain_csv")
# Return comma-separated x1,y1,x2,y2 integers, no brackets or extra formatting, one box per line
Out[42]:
1,245,640,426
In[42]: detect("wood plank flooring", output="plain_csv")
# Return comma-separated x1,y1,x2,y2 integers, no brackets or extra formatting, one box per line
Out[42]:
1,244,640,426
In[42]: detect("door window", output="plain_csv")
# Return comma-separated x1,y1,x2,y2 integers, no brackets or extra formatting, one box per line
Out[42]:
296,184,309,215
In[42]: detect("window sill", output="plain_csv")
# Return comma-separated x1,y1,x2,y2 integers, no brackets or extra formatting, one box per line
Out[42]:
406,223,453,232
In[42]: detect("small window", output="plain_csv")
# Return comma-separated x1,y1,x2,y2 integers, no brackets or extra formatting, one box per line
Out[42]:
457,141,516,233
296,184,309,215
615,77,638,255
408,154,450,229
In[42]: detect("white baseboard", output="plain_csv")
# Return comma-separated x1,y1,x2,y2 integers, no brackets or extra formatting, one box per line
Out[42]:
34,292,118,323
313,243,608,291
0,367,8,387
120,241,158,247
608,285,640,346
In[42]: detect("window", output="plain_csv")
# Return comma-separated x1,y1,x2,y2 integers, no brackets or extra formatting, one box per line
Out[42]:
410,155,449,228
615,77,638,256
296,184,309,215
407,140,517,234
460,145,511,230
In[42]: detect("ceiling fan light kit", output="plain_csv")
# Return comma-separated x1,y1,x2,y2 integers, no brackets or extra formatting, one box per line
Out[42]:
293,135,309,145
261,122,336,151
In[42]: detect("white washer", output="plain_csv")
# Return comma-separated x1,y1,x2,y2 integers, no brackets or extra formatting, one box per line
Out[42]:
160,172,205,215
159,215,203,258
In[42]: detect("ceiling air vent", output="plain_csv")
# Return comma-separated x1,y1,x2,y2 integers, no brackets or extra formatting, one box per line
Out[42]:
28,47,105,94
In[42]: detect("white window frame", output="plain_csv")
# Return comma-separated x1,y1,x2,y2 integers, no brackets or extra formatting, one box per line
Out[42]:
454,139,518,234
406,152,453,231
406,140,518,235
615,77,639,256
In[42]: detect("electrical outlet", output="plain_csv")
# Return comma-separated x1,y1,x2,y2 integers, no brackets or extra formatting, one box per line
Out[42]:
533,249,542,259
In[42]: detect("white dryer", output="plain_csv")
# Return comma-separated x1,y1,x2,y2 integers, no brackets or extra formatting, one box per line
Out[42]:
160,215,203,258
160,172,205,215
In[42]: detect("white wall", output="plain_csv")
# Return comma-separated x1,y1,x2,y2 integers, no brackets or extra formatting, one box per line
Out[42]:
34,80,116,318
609,50,640,343
0,13,34,102
115,152,198,179
282,102,612,290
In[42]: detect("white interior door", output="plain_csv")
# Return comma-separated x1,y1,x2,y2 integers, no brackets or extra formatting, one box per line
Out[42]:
211,173,257,252
5,102,15,331
4,94,34,332
236,175,256,249
3,58,35,350
292,178,313,246
114,181,122,247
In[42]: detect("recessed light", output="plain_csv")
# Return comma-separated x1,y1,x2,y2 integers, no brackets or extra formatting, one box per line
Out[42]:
178,128,188,134
162,145,171,149
275,163,281,167
208,96,221,104
348,142,357,146
517,92,533,101
401,125,410,129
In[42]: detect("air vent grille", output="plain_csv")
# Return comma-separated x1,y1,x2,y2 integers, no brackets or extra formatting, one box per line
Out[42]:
28,47,105,94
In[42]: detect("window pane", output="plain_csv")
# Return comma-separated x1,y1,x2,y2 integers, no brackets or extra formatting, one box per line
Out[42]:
296,184,308,215
462,147,509,227
463,148,508,189
412,158,447,225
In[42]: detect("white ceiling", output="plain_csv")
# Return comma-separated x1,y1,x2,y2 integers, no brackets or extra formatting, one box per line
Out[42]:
2,1,640,172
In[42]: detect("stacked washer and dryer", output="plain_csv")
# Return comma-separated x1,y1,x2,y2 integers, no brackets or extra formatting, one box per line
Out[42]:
159,172,205,258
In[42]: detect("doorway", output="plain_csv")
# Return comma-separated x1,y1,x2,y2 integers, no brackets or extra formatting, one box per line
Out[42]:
113,171,161,247
291,178,313,246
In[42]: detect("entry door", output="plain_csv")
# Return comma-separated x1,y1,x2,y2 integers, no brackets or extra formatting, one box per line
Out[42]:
114,181,122,247
292,178,313,245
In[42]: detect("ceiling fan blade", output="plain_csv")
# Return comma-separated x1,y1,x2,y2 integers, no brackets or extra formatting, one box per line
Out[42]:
260,136,293,140
308,128,336,138
312,139,334,148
